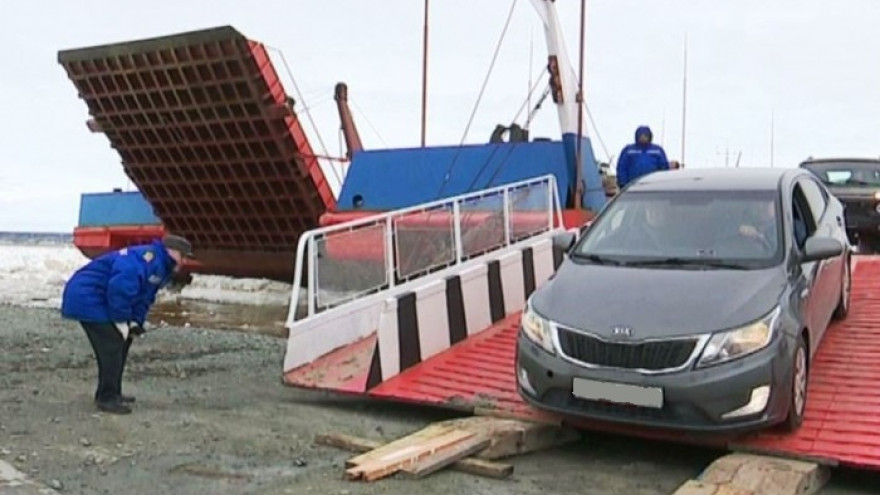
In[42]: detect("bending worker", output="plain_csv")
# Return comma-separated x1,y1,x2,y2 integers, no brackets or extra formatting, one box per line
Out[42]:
61,234,196,414
616,125,670,189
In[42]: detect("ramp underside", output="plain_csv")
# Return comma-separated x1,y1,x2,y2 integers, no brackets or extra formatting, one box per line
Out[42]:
58,26,334,255
285,257,880,471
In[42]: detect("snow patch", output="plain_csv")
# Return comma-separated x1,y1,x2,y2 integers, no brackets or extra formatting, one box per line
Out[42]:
160,274,292,306
0,244,294,310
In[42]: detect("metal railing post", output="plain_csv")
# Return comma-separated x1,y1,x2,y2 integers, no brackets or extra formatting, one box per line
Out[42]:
453,200,463,264
552,176,564,228
502,188,511,246
385,216,396,288
307,235,316,317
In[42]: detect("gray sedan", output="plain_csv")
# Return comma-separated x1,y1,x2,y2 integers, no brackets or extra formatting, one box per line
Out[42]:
516,167,852,433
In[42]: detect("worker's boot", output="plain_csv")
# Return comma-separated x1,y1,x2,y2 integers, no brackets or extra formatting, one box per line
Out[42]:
96,398,132,415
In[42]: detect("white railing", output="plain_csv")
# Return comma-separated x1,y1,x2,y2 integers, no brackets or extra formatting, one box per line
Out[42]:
286,174,564,323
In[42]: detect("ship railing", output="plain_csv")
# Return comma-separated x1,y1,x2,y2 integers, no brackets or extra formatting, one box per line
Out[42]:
287,173,564,322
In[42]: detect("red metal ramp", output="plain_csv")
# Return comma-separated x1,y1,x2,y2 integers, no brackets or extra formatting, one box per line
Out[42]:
285,257,880,470
58,26,334,280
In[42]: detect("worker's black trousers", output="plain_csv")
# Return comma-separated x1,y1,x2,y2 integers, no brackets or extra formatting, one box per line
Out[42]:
80,322,133,403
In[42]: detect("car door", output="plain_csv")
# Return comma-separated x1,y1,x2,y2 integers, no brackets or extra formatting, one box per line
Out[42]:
790,183,823,351
796,177,840,343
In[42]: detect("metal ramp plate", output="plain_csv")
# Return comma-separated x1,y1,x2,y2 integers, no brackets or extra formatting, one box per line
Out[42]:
58,26,335,280
285,256,880,470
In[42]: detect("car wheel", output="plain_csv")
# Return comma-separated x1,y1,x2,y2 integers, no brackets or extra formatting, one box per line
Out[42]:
781,336,809,433
832,255,851,320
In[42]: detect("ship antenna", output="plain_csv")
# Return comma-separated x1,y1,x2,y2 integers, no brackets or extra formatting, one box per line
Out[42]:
574,0,586,209
420,0,430,147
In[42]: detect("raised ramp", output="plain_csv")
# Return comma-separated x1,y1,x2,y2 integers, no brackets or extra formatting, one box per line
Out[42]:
58,26,334,281
286,256,880,471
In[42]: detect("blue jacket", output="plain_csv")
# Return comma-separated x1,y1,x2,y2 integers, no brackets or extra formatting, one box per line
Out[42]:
61,240,176,325
616,126,670,188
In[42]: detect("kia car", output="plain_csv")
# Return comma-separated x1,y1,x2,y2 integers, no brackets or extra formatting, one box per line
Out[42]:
516,167,852,433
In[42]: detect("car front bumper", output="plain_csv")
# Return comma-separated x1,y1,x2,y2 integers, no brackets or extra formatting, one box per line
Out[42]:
842,201,880,235
515,330,793,434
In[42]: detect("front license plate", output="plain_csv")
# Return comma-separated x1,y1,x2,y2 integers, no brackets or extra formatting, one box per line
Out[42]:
572,378,664,409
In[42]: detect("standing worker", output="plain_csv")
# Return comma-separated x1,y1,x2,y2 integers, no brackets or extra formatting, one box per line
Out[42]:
61,235,196,414
616,125,670,189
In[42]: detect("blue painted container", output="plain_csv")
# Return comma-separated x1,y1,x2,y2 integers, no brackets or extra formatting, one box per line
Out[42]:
78,190,161,227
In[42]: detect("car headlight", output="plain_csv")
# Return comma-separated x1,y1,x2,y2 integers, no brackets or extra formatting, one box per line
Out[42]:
696,307,780,368
521,302,555,354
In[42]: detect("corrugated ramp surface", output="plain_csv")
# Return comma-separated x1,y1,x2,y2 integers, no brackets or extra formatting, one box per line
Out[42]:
367,257,880,470
736,256,880,469
58,26,334,279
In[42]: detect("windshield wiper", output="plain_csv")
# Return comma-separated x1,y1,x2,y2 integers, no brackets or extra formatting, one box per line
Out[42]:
571,253,624,265
625,257,750,270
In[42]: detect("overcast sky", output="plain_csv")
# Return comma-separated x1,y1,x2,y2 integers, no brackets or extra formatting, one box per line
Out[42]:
2,0,879,232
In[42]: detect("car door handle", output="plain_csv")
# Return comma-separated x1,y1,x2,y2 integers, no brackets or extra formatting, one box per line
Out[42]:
837,216,843,226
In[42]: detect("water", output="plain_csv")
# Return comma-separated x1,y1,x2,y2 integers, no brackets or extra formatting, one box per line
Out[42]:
150,299,289,338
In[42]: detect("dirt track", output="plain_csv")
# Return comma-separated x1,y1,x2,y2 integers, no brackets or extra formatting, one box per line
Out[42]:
0,305,875,494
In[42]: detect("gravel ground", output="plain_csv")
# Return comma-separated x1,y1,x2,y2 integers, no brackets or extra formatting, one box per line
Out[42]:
0,305,875,495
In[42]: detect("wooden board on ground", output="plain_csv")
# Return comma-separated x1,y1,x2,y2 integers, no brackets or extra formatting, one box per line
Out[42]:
345,429,480,481
315,415,579,481
437,416,580,460
671,453,830,495
314,433,513,479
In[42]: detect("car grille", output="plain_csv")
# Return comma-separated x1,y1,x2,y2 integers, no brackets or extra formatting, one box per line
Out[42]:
556,327,697,371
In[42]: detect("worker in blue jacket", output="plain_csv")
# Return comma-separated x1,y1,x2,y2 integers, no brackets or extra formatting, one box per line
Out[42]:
61,235,195,414
616,125,670,189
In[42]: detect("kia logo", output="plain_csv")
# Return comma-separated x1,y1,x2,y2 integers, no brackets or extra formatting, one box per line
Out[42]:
611,326,633,338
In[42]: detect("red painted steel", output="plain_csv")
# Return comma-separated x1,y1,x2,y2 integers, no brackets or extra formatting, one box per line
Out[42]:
736,256,880,469
73,225,204,275
283,334,376,394
286,256,880,470
58,26,334,281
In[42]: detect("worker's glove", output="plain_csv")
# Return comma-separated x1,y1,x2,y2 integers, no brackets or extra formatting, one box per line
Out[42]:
114,322,130,340
130,324,146,337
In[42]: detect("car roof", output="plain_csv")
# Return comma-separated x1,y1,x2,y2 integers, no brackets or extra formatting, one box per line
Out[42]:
801,157,880,166
626,167,798,193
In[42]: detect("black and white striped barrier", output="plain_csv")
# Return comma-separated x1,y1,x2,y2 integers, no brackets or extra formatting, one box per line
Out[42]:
366,236,560,387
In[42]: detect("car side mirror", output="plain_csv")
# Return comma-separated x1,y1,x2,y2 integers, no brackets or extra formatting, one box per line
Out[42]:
553,232,576,253
802,236,843,263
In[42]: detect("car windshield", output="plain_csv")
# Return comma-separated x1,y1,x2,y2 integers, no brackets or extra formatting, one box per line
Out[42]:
572,190,783,268
802,161,880,187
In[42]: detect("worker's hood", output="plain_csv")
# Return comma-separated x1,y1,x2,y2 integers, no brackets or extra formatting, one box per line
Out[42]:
635,125,653,145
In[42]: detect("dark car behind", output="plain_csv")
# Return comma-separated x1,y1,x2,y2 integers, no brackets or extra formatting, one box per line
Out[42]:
800,158,880,249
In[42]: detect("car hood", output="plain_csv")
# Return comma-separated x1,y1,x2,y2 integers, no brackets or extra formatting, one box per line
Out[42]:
529,261,787,339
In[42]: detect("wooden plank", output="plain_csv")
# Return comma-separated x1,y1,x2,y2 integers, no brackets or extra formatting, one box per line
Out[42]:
345,429,476,481
313,432,513,479
400,435,492,478
670,453,831,495
346,423,457,467
449,457,513,479
429,416,580,460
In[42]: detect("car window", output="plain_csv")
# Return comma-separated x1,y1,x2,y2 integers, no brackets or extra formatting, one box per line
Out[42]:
791,185,816,251
798,178,827,225
802,161,880,187
572,190,783,266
